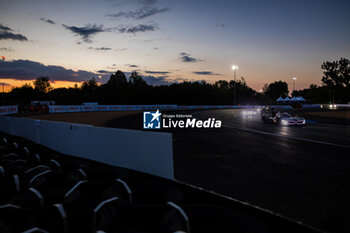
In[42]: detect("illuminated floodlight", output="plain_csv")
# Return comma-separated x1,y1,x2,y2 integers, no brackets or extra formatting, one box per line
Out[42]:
232,65,239,70
293,77,297,80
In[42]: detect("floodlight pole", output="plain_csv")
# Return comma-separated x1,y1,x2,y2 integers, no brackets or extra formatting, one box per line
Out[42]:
293,79,295,92
292,77,297,93
232,65,238,105
234,69,237,105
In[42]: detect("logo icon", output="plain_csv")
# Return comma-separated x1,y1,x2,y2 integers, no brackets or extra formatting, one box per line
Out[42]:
143,109,162,129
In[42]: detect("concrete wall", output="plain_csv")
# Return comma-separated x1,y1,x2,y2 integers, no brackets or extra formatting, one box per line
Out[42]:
0,116,174,179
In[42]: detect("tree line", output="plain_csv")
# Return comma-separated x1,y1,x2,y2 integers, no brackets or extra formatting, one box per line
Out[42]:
1,58,349,107
292,58,349,104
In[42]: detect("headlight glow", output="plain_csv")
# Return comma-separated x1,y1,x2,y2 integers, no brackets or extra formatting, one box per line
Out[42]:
281,120,288,125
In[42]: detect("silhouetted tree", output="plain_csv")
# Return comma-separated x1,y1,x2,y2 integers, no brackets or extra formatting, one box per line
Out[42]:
321,57,350,103
214,80,229,89
262,83,269,93
129,71,147,86
81,78,98,91
4,70,295,107
80,78,99,101
309,84,318,89
33,76,52,93
264,81,289,101
322,58,350,88
107,70,128,87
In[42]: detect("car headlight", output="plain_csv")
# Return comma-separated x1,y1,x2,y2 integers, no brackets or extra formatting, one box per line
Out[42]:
281,120,288,125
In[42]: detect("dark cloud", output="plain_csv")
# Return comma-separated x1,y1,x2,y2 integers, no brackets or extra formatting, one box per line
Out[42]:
118,24,157,33
87,46,112,50
97,70,111,74
144,71,170,74
127,64,138,67
0,59,109,82
62,24,105,43
179,53,203,63
144,38,160,43
108,7,169,20
142,75,171,86
0,24,28,41
216,23,226,28
193,71,221,75
142,75,195,86
0,47,12,51
0,25,11,31
115,48,127,51
40,18,56,24
0,82,11,87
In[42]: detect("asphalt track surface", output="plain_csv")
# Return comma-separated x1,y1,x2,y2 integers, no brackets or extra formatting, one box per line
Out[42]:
107,108,350,233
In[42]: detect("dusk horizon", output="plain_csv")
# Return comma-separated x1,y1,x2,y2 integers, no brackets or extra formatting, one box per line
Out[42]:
1,0,349,93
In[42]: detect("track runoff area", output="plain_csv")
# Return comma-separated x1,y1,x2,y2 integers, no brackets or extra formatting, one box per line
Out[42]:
144,107,349,148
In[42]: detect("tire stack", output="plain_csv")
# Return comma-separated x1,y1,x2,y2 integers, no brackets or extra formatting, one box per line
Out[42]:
0,133,320,233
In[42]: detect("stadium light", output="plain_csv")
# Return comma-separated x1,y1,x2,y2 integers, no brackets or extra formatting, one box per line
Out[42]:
232,65,238,105
292,77,297,93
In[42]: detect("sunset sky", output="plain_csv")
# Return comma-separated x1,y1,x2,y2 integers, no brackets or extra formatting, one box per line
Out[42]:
1,0,349,92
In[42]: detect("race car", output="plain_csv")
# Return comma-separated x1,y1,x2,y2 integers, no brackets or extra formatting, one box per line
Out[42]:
265,112,306,125
261,107,277,122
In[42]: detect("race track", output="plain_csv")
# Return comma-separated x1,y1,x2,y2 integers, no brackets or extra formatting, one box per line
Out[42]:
198,109,349,148
107,108,350,233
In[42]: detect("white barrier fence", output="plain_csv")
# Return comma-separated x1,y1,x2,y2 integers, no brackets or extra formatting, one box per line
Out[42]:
0,116,174,179
0,105,18,115
49,105,178,113
48,104,298,113
2,103,348,116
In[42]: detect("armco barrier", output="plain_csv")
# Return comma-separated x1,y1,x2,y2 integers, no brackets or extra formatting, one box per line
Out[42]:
0,116,174,179
0,105,18,115
303,104,322,108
